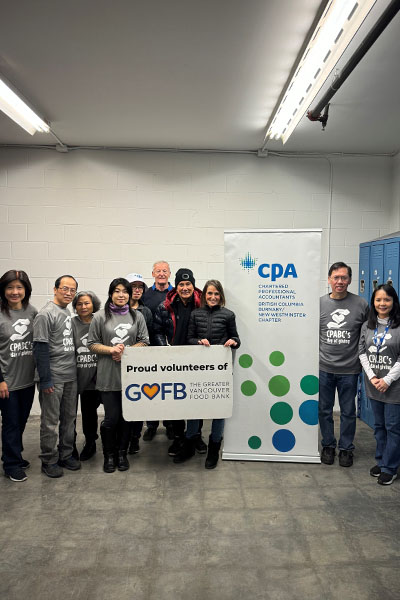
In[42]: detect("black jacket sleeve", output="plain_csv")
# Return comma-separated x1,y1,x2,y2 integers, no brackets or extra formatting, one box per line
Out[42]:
33,341,54,389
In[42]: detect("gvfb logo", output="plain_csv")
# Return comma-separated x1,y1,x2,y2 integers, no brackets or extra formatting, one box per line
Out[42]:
125,382,186,401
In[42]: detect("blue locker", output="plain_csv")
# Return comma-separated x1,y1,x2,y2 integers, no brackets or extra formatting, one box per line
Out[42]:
358,244,370,301
358,232,400,427
384,241,399,293
370,243,384,292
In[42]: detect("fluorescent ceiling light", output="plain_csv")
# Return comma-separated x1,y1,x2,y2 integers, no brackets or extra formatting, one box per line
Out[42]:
266,0,376,144
0,77,50,135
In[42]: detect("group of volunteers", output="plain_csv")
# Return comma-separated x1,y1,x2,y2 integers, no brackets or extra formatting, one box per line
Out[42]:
320,261,400,486
0,262,240,482
1,258,399,486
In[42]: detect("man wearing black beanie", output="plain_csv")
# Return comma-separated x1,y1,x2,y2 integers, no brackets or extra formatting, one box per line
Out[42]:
153,268,206,455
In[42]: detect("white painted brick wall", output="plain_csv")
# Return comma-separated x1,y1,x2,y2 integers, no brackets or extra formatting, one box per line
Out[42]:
0,148,396,414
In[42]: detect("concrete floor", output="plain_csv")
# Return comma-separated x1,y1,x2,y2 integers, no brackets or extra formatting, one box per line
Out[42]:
1,416,400,600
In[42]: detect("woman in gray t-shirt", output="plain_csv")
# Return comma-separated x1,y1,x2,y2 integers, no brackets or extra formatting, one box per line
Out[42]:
0,270,37,482
88,278,149,474
359,284,400,486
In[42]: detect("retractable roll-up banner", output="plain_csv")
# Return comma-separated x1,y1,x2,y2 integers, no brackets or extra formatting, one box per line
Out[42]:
223,229,321,463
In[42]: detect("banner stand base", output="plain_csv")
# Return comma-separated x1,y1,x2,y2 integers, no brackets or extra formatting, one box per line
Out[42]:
222,451,321,464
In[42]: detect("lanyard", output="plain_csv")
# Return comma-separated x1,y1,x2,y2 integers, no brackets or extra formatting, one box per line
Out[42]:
373,320,391,354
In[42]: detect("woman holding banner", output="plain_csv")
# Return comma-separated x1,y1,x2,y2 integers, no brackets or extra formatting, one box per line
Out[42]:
174,279,240,468
359,283,400,486
88,278,149,473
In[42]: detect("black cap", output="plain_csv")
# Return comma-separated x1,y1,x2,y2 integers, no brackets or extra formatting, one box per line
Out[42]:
175,268,195,288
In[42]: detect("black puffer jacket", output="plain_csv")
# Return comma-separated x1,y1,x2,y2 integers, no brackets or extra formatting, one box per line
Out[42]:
187,305,240,347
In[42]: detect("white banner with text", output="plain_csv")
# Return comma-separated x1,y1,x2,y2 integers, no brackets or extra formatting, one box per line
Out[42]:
121,345,233,421
223,229,321,463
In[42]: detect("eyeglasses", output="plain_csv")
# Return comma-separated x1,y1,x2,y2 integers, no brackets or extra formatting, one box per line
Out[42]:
131,285,144,290
59,286,77,294
331,276,349,282
154,270,169,275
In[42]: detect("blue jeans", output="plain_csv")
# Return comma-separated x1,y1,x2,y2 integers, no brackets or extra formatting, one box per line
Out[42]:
318,371,358,451
186,419,225,442
370,398,400,475
0,385,34,474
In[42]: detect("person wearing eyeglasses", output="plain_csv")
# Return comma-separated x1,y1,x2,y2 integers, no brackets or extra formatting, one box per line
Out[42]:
33,275,79,478
142,261,173,441
319,262,368,468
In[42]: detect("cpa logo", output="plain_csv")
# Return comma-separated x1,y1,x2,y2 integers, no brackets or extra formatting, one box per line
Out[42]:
125,382,187,401
239,252,257,272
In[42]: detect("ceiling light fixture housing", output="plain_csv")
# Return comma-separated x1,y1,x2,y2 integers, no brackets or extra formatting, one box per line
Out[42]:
265,0,376,144
0,76,50,135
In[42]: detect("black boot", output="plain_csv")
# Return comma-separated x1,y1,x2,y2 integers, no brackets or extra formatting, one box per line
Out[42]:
80,440,96,461
205,436,222,469
128,430,140,455
100,423,116,473
117,420,131,471
173,437,195,464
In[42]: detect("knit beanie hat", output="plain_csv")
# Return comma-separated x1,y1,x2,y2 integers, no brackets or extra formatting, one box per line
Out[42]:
175,268,195,288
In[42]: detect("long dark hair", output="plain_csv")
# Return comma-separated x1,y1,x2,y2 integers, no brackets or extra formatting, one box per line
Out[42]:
367,284,400,329
0,270,32,317
200,279,226,308
104,278,136,323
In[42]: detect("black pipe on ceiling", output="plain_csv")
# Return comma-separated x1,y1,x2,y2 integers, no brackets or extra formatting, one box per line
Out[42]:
307,0,400,122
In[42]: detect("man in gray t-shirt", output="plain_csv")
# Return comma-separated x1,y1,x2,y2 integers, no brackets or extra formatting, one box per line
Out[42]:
319,262,368,468
33,275,79,478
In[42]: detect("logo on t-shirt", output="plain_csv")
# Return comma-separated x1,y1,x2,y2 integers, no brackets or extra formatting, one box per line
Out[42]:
111,323,132,345
368,333,392,355
62,316,74,352
327,309,350,329
77,333,90,354
10,318,30,341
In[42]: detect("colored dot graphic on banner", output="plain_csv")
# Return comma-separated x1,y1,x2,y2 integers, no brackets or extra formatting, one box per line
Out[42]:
272,429,296,452
300,375,319,395
248,436,262,449
299,399,318,425
268,375,290,397
269,351,285,366
239,351,318,451
239,354,253,368
270,401,293,425
241,380,257,396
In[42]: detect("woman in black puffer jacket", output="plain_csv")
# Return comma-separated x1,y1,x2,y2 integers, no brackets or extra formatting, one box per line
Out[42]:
173,279,240,469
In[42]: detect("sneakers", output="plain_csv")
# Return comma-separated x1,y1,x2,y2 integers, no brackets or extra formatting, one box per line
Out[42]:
168,437,183,456
79,441,96,461
320,446,335,465
21,459,30,470
143,427,157,441
58,456,81,471
41,462,64,478
5,468,27,482
194,434,207,454
339,450,353,467
370,465,381,477
378,472,398,486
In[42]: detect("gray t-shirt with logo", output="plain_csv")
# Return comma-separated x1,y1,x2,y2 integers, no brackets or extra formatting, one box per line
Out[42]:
359,321,400,404
0,304,37,391
320,292,369,374
72,316,97,394
33,301,76,383
88,309,149,391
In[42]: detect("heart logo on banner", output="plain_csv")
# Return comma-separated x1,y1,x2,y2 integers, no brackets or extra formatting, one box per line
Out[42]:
142,384,160,399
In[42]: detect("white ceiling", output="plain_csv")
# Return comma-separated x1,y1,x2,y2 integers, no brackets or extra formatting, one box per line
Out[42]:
0,0,399,154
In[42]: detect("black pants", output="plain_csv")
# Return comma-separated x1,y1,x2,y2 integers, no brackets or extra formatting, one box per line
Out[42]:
101,391,142,436
147,419,203,435
80,389,102,442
